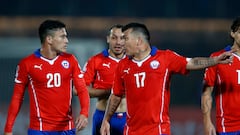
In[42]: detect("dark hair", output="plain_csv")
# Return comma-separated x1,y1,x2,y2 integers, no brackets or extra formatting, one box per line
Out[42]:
38,20,66,43
231,17,240,32
122,22,150,42
107,24,123,36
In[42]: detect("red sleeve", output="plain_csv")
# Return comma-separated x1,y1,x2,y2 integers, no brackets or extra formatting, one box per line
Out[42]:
166,50,189,75
4,61,28,132
112,60,125,96
72,56,90,117
203,53,218,86
83,56,97,86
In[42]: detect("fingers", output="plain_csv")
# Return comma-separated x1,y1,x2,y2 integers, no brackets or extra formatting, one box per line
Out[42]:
229,47,239,53
100,120,110,135
210,130,216,135
100,128,110,135
75,116,88,131
216,51,234,64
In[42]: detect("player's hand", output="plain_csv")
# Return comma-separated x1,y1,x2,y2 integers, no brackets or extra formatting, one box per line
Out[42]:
75,114,88,131
100,120,110,135
214,51,233,64
4,132,12,135
203,122,216,135
204,126,217,135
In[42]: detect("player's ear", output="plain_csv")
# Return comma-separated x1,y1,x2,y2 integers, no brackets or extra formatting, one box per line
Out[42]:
106,35,110,43
46,35,53,44
136,37,141,46
230,31,235,39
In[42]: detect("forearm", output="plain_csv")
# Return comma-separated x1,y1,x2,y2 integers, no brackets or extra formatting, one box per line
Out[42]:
186,57,217,70
77,88,90,117
88,86,111,98
104,94,122,121
5,84,25,132
201,86,214,123
187,51,233,70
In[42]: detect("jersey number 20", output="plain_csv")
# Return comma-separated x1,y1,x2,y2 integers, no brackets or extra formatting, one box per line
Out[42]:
47,73,61,88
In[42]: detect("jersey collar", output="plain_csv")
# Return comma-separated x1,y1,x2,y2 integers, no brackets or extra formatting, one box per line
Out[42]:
34,48,63,58
224,45,232,51
150,46,158,56
102,49,109,57
127,46,158,59
34,49,42,58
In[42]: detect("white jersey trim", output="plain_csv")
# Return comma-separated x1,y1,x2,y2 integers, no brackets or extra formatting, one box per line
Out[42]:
217,73,225,132
159,68,169,134
30,77,42,131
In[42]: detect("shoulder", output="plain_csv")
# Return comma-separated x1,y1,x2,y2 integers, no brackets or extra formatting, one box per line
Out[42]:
149,46,175,55
87,50,111,65
85,53,104,65
60,53,80,61
60,53,80,64
92,52,105,60
118,56,131,66
164,49,178,54
20,53,37,63
153,49,180,58
210,49,226,57
209,46,230,57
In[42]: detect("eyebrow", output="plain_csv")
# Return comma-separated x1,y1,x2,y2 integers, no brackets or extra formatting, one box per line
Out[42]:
111,33,123,37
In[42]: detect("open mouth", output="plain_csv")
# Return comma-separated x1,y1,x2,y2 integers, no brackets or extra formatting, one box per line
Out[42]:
114,46,124,50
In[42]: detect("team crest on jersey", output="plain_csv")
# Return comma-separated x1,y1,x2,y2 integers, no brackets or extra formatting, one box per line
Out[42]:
61,60,70,69
150,60,160,69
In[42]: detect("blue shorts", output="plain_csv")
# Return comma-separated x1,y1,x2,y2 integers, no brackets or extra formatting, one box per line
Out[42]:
92,109,126,135
217,130,240,135
28,128,76,135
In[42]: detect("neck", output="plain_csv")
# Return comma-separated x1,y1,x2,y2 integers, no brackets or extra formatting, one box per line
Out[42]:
232,44,240,55
133,46,151,61
40,46,58,60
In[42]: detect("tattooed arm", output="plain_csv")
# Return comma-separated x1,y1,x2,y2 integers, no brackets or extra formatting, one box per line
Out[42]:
100,94,122,135
186,51,233,70
201,86,216,135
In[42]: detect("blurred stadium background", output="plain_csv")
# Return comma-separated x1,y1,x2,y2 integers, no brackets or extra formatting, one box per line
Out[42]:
0,0,239,134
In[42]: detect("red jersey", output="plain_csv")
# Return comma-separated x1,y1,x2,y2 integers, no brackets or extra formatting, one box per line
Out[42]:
203,46,240,133
4,49,90,132
113,47,188,135
83,49,124,89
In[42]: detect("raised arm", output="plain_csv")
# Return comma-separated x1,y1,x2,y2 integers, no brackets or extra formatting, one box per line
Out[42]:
186,51,233,70
201,86,216,135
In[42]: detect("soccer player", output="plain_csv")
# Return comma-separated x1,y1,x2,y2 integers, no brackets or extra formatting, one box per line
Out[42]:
82,24,126,135
201,17,240,135
100,22,234,135
4,20,90,135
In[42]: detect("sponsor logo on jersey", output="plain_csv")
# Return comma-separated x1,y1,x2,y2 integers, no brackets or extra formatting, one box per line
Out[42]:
102,62,111,68
34,64,42,70
123,68,130,74
61,60,69,69
150,60,160,69
78,73,84,78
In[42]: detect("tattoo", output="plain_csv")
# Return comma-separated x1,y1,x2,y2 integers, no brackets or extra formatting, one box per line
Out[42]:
192,58,216,68
105,95,121,119
201,92,212,114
